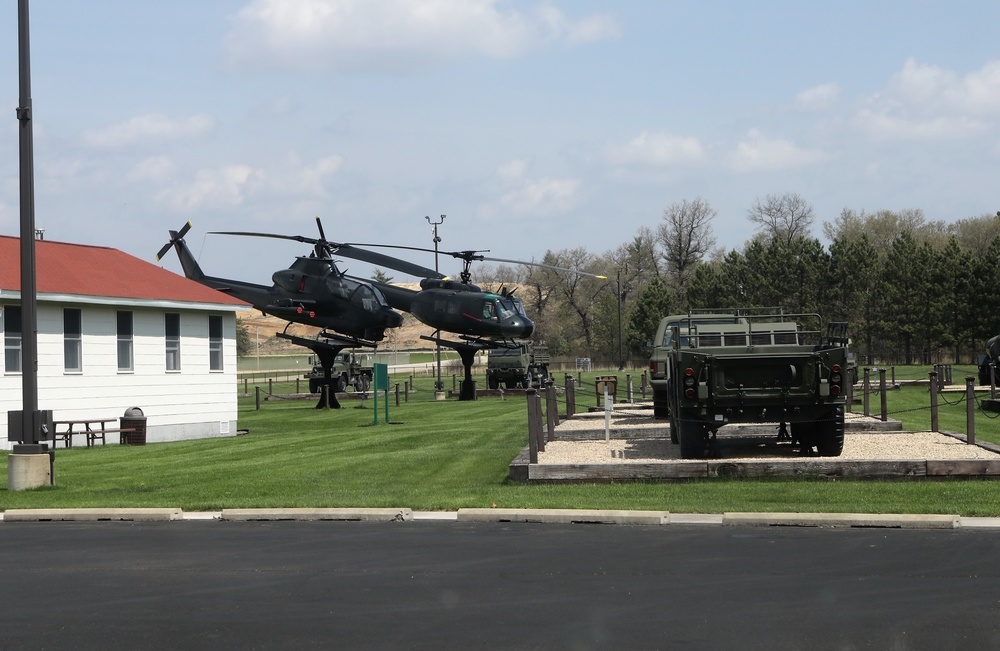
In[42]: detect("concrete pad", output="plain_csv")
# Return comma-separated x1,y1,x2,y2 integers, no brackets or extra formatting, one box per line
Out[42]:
220,508,412,522
722,512,960,529
669,513,725,525
959,517,1000,528
457,508,669,525
3,508,183,522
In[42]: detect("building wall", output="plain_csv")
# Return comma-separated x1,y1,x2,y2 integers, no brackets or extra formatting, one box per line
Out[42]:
1,301,239,449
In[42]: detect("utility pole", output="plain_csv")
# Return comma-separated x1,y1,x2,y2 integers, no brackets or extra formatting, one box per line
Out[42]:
426,215,446,399
9,0,53,490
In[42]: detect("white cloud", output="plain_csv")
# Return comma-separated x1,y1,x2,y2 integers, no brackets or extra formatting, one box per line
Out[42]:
128,156,176,183
855,58,1000,140
794,83,841,111
270,154,343,196
607,131,706,166
488,158,581,216
226,0,621,72
727,129,830,173
82,113,215,149
156,165,261,213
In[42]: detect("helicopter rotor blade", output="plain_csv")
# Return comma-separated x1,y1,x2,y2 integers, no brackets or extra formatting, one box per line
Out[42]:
478,255,608,279
333,244,446,279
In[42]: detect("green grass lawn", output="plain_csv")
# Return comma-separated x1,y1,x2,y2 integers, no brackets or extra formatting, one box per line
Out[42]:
3,368,1000,515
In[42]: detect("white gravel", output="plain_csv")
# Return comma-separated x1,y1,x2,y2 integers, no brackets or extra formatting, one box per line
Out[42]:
536,408,1000,464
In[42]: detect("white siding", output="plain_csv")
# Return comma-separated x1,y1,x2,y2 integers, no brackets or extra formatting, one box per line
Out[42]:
2,302,240,449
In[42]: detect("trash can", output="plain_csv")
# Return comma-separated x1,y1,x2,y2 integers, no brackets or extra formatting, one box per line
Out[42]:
120,407,147,446
595,375,618,404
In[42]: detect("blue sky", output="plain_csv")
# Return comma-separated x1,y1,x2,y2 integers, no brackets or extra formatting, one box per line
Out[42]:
2,1,999,284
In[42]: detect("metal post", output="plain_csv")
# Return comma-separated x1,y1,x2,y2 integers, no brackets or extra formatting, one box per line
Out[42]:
404,380,409,403
255,386,261,411
966,376,976,445
845,369,853,413
565,374,576,418
878,368,887,422
929,371,938,432
395,383,400,406
626,373,633,404
990,363,996,400
426,215,445,396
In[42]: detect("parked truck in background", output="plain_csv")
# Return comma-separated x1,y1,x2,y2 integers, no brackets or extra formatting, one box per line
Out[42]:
660,311,849,459
486,343,550,389
978,334,1000,386
305,350,374,393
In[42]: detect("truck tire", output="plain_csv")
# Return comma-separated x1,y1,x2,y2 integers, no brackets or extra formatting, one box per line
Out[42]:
678,419,706,459
652,390,669,419
488,376,500,390
355,374,370,392
335,375,347,393
309,379,319,394
816,412,845,456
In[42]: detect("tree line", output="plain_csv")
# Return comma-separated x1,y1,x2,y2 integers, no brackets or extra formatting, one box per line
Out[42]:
477,195,1000,366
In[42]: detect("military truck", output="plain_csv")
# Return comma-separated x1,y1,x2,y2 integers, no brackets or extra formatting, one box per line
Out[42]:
305,350,374,393
486,343,550,390
648,312,748,419
978,334,1000,386
661,312,848,459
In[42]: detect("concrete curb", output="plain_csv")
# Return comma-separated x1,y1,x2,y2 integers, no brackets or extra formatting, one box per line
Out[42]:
2,508,183,522
722,511,961,529
457,508,670,525
220,508,412,522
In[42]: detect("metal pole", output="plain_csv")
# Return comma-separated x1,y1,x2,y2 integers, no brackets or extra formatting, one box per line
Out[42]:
17,0,40,445
426,215,445,396
878,368,887,422
966,376,976,446
616,269,623,370
929,371,938,432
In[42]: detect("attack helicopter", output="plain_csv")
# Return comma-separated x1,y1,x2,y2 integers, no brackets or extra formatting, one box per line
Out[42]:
157,220,409,408
212,221,606,400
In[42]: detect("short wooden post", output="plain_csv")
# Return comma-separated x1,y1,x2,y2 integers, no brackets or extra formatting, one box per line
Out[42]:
565,375,576,418
626,374,633,404
395,383,400,406
641,371,648,399
268,378,273,395
846,374,854,411
404,381,410,402
534,392,545,452
862,368,871,417
878,368,888,422
929,371,939,432
255,385,261,411
545,381,559,440
526,389,539,464
244,378,248,395
990,363,996,399
966,375,976,446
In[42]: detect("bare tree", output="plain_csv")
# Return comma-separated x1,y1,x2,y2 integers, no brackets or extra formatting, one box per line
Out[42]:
747,192,815,244
656,197,717,293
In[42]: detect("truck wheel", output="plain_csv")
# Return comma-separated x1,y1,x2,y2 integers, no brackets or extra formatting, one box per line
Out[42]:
488,376,500,390
816,412,845,456
678,420,706,459
355,374,370,392
309,380,319,394
335,375,347,393
652,390,669,419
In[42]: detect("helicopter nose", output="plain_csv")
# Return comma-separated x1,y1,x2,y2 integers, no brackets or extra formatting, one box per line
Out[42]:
385,308,404,328
518,320,534,338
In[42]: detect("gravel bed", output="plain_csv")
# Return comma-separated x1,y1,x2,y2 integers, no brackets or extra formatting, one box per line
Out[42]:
538,405,998,463
536,432,1000,464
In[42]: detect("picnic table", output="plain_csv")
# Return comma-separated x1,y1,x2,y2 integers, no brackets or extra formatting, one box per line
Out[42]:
53,419,135,448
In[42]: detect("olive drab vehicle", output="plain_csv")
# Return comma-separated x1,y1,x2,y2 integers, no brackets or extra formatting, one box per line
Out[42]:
486,343,550,390
305,350,374,394
659,311,849,459
978,334,1000,386
648,312,748,419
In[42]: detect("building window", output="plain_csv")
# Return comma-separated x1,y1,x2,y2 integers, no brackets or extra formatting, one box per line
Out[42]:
117,311,133,372
209,315,223,371
4,305,21,373
165,313,181,371
64,308,82,372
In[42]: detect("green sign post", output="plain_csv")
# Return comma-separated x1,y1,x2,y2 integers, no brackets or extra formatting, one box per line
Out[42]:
373,363,390,425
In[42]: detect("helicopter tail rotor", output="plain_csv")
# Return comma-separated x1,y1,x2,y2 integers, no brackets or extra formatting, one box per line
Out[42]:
156,221,193,261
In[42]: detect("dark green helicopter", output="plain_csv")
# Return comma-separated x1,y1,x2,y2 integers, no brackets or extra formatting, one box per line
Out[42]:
156,219,406,344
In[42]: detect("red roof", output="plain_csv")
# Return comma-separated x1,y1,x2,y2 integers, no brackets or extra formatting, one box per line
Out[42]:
0,235,246,307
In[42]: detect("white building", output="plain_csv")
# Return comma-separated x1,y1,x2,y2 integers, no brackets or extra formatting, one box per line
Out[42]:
1,235,249,449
